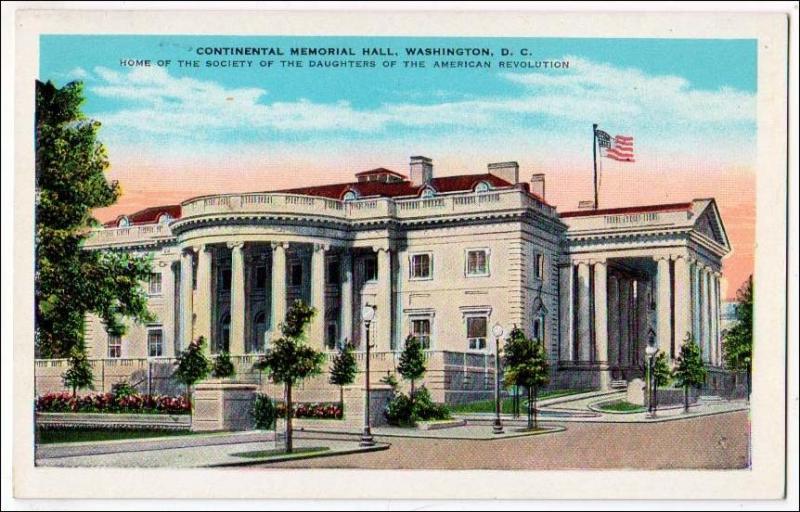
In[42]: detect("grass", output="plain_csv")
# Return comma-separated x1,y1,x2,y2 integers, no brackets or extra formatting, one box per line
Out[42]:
232,447,329,459
596,400,647,413
37,427,195,445
449,389,590,414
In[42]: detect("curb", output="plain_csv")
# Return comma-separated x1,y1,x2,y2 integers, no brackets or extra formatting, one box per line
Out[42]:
207,442,391,467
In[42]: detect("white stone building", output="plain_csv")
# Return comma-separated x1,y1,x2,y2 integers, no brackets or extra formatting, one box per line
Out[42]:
70,156,731,397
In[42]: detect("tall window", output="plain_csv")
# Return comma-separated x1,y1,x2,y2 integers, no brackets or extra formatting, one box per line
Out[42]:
326,321,338,350
218,314,230,353
252,311,267,353
254,265,267,290
108,334,122,358
534,253,545,280
219,266,232,292
409,253,432,280
466,316,488,350
290,262,303,286
148,272,162,295
147,329,163,357
326,259,340,285
466,249,489,277
411,318,431,349
533,317,545,341
363,256,378,282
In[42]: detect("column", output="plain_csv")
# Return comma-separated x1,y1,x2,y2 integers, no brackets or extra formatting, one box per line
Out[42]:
618,277,631,367
309,243,327,350
673,255,692,350
340,250,354,347
228,242,245,355
692,262,703,357
180,249,194,349
701,267,712,363
656,256,672,358
607,274,620,368
558,264,574,361
271,242,288,333
636,279,651,367
375,247,393,352
160,259,176,357
195,245,213,352
593,261,609,389
577,262,591,361
711,272,721,366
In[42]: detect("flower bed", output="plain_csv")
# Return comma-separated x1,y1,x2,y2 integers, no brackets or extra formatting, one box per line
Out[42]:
35,392,190,415
275,402,343,420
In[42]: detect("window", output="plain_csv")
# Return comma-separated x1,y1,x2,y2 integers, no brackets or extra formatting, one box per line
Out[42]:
534,253,545,280
254,265,267,290
342,190,357,201
158,213,172,224
148,272,162,295
325,321,338,350
117,216,130,227
533,318,544,341
219,266,232,292
218,314,230,353
290,262,303,286
326,259,340,285
363,256,378,282
475,181,491,193
466,249,489,277
147,329,163,357
252,311,267,353
108,334,122,358
466,316,488,350
411,319,431,349
420,187,436,198
409,253,432,280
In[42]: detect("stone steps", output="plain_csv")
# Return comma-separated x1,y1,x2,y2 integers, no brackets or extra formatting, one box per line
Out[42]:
610,380,628,389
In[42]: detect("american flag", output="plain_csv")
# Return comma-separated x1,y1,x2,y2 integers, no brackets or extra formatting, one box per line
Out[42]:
596,129,635,162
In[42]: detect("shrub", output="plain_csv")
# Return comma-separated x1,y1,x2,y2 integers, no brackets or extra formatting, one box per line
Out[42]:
274,401,343,420
384,393,416,427
252,394,276,430
385,387,450,426
411,387,451,421
35,391,190,415
111,380,137,399
212,351,236,379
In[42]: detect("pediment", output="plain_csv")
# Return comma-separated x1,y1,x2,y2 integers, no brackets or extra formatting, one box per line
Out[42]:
692,200,730,251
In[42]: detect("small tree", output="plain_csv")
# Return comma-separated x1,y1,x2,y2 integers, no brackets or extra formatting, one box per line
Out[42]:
723,276,753,398
651,350,672,414
673,334,708,412
174,336,211,412
397,334,426,400
503,326,549,430
255,300,325,453
211,351,236,379
329,341,358,408
62,347,94,398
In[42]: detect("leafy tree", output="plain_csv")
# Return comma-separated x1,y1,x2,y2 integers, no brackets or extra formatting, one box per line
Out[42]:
62,347,94,398
723,275,753,398
35,80,153,358
673,334,708,412
255,300,325,453
397,334,426,399
211,351,236,379
651,350,672,413
329,341,358,408
174,336,211,412
503,326,549,430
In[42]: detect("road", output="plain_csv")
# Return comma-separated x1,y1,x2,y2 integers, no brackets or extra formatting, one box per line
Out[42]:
256,410,750,470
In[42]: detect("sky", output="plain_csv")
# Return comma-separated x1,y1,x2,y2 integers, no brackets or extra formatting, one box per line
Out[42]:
39,35,757,299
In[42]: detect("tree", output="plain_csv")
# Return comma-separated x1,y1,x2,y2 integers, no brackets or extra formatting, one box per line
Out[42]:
503,326,549,430
397,334,427,400
174,336,211,412
62,347,94,398
255,300,325,453
329,341,358,408
651,350,672,414
211,351,236,379
673,334,708,412
35,80,154,359
723,275,753,398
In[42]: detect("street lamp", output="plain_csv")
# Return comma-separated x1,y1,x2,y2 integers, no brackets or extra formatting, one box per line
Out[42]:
645,328,657,418
492,323,505,434
360,304,377,447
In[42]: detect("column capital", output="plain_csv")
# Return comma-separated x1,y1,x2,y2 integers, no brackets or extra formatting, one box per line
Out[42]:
372,245,391,254
313,242,330,253
226,241,244,250
271,241,289,251
654,254,672,262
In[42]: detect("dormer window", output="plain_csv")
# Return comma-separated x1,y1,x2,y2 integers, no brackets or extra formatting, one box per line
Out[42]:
342,190,358,202
420,186,436,199
158,213,173,224
475,181,491,193
117,216,130,227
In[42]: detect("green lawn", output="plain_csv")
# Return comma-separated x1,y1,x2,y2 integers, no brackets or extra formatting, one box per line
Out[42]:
449,389,589,414
232,447,329,459
37,427,196,445
596,400,647,413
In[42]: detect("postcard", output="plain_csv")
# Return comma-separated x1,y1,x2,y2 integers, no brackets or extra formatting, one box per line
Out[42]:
9,5,792,502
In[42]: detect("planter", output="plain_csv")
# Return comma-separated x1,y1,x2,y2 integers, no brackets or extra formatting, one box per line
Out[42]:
192,380,258,432
36,412,191,430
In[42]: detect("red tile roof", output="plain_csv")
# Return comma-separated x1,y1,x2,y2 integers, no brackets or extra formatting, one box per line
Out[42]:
560,202,692,218
104,204,181,227
354,167,408,180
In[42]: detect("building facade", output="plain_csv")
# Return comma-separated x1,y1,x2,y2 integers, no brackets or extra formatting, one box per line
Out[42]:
75,155,731,394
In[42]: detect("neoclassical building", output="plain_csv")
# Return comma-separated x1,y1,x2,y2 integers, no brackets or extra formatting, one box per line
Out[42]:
80,156,731,392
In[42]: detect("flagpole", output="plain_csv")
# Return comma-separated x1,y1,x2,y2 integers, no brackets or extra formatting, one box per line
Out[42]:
592,123,599,209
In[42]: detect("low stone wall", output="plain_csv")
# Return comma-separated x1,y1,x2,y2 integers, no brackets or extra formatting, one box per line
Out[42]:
192,381,257,432
36,412,191,430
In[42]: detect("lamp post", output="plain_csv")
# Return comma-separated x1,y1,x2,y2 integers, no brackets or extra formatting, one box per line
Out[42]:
492,323,505,434
360,304,377,447
645,328,657,418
